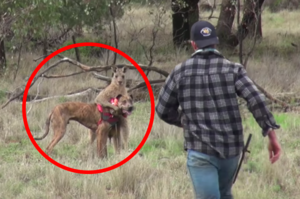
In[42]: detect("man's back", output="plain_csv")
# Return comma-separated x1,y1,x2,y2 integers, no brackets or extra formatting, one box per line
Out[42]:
172,49,244,158
156,49,279,159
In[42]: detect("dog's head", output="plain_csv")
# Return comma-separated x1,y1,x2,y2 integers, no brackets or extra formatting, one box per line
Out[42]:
115,94,134,116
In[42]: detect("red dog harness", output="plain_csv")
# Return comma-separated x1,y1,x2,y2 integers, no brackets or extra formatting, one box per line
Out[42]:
97,104,119,126
97,98,127,126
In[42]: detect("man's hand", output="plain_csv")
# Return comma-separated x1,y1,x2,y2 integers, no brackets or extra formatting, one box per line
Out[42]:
267,129,281,164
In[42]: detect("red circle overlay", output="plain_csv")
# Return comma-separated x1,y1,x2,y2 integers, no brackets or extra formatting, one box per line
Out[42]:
22,43,155,174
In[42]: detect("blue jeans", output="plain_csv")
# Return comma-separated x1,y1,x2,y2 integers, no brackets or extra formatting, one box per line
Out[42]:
187,150,240,199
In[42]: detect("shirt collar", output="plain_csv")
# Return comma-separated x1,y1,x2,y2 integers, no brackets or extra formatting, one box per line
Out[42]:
191,48,224,58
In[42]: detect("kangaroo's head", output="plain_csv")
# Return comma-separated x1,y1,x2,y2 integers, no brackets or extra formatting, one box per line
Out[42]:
111,65,127,86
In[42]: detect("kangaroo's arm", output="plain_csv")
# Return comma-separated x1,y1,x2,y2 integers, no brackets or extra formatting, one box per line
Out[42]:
95,92,119,110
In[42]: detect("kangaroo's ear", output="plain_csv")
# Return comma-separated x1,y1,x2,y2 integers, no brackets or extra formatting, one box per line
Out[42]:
111,65,117,73
116,94,122,100
122,66,127,73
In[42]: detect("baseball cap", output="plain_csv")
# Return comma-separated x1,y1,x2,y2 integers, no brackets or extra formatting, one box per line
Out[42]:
190,20,219,49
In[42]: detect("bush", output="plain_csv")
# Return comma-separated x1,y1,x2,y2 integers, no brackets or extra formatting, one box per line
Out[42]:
61,37,108,58
264,0,300,12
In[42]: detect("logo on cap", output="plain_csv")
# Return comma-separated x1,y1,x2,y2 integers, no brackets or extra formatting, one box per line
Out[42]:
200,27,211,37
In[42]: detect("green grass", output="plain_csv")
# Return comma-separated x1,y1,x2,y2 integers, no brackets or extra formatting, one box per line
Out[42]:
139,139,166,155
0,88,7,103
54,144,80,159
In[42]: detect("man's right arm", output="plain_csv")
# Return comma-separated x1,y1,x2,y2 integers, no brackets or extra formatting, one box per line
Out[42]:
235,66,281,163
234,66,280,136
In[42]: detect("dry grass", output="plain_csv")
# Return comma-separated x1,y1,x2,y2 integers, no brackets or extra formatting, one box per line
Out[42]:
0,4,300,199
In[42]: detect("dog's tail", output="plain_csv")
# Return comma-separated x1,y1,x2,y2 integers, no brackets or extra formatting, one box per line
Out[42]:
34,111,53,140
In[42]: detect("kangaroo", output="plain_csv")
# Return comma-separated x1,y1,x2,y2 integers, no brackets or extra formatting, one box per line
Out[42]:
94,65,130,150
95,65,128,111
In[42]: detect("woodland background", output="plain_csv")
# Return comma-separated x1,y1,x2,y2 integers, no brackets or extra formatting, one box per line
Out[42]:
0,0,300,198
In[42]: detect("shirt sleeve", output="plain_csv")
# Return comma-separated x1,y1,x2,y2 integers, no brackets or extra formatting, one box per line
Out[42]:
235,66,280,136
155,71,183,127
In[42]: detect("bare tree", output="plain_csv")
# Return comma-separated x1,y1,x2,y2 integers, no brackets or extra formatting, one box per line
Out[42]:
0,38,6,75
171,0,200,48
216,0,238,48
237,0,265,41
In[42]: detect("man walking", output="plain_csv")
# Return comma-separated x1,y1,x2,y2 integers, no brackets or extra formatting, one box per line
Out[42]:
155,20,281,199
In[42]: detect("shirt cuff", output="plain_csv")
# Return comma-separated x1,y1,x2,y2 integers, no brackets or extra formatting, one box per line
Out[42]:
261,114,280,137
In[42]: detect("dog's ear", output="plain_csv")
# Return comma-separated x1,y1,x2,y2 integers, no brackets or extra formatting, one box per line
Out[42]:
111,65,117,73
122,66,127,73
116,94,122,100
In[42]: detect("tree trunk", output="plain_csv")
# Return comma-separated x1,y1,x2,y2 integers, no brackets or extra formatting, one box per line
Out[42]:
237,0,264,41
72,35,81,62
43,37,48,67
0,38,6,76
187,0,200,35
172,0,199,48
216,0,238,48
248,0,263,38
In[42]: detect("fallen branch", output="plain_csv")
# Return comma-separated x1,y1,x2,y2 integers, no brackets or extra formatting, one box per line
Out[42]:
1,53,170,109
65,86,104,95
33,54,49,62
92,72,140,87
39,52,170,77
1,58,71,109
128,79,166,93
6,86,104,103
124,64,169,77
1,58,106,109
253,81,290,112
92,72,111,82
23,88,94,104
23,86,105,104
42,71,88,79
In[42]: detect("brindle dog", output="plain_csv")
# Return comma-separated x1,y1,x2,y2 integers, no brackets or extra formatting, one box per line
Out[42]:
34,94,134,158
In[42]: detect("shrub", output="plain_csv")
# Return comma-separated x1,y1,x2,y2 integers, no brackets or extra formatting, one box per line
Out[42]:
264,0,300,12
61,37,107,58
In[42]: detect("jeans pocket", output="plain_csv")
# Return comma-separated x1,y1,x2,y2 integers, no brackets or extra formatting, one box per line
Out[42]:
187,150,211,167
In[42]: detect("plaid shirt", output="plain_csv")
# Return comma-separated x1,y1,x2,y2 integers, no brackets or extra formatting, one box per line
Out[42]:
155,49,280,159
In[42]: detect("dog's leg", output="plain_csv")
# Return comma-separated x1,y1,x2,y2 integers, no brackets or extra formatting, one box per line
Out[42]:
111,125,121,155
119,117,129,151
45,118,67,155
97,123,109,159
89,129,97,144
46,127,66,155
87,129,97,159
